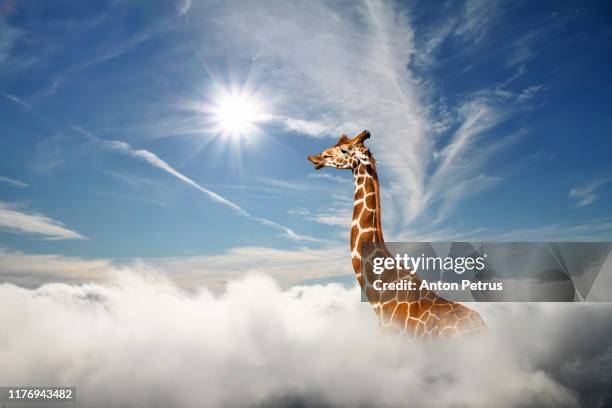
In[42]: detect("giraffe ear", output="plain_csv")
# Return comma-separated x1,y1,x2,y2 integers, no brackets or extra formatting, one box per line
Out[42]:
352,130,370,145
337,134,350,145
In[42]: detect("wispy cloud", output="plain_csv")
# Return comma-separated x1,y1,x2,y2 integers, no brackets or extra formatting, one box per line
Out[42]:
288,207,310,216
305,200,353,229
1,92,31,109
288,193,353,230
275,116,357,139
423,98,513,224
517,85,546,102
414,0,498,68
0,245,348,289
308,173,351,183
279,117,334,137
0,175,28,188
0,248,110,287
505,31,537,69
0,18,23,70
147,245,348,288
76,127,319,242
504,12,571,72
176,0,192,15
569,179,610,207
0,202,86,240
0,17,43,74
68,29,160,76
309,208,352,228
254,176,309,192
454,0,498,43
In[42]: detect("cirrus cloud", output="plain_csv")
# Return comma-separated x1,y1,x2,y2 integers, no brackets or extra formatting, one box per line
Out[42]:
0,202,86,240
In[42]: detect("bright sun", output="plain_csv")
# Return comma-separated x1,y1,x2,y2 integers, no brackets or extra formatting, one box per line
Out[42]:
210,90,265,139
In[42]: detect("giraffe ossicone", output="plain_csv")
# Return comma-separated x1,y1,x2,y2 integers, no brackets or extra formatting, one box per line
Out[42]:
308,130,487,340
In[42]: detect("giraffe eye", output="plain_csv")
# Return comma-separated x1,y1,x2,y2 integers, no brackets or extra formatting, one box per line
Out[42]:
340,148,348,155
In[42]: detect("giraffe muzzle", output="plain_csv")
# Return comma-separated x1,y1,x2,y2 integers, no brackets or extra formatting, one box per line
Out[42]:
307,155,325,170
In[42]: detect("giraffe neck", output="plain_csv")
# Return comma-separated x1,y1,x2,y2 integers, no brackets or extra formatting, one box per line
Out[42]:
349,158,425,297
349,158,384,289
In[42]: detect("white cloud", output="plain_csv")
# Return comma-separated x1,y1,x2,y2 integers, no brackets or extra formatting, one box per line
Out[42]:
176,0,191,15
1,92,31,109
0,245,349,289
569,179,610,207
308,206,353,228
517,85,546,102
420,97,515,225
454,0,498,43
3,269,611,407
0,248,110,287
505,29,540,70
310,211,352,228
0,18,22,69
148,245,349,289
287,190,354,230
0,202,86,240
254,176,309,191
414,0,498,68
308,172,351,183
0,17,41,73
413,21,456,69
504,14,570,72
279,116,337,138
287,207,310,216
0,175,28,188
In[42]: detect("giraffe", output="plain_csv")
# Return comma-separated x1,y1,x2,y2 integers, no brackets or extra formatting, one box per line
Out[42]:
308,130,487,340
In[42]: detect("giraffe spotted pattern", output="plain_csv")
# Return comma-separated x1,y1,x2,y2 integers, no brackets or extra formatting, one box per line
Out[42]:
308,130,487,341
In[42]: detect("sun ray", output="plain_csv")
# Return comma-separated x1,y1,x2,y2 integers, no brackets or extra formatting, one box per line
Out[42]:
206,85,268,141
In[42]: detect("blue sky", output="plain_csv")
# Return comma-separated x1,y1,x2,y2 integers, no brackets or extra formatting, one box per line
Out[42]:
1,0,611,287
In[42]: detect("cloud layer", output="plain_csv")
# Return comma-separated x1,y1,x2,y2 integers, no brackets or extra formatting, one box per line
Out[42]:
1,269,611,407
0,202,86,240
0,245,349,289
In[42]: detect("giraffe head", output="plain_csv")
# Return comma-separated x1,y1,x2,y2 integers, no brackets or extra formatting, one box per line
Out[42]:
307,130,371,171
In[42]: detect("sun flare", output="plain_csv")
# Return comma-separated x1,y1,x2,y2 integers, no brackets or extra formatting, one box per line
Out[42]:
210,90,265,139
